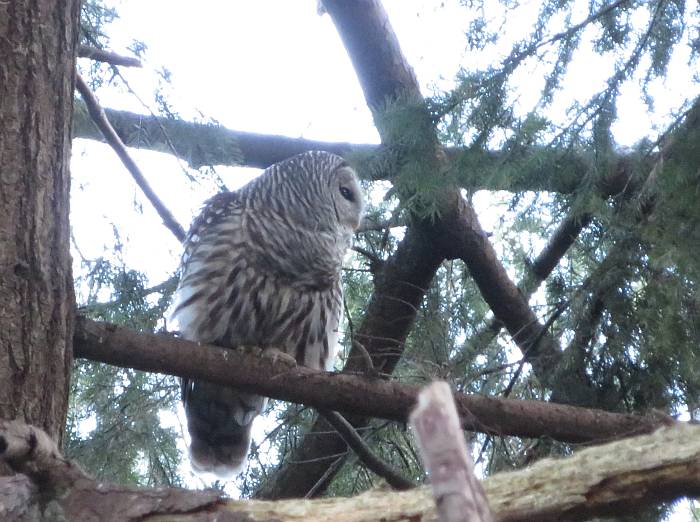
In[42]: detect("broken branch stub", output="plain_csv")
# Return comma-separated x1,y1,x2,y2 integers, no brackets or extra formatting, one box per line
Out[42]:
410,381,494,522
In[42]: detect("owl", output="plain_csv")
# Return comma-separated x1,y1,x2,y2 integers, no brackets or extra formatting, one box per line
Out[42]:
170,151,364,476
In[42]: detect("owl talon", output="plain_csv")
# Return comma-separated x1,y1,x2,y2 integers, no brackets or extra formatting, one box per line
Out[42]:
235,345,262,357
263,347,297,369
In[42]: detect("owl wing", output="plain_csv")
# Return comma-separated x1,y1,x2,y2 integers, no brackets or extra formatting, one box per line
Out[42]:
171,190,247,344
172,191,269,475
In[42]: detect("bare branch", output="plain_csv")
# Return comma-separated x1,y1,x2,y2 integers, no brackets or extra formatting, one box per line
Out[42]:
452,210,593,375
73,317,661,444
303,453,347,499
77,45,142,67
410,382,494,522
3,418,699,521
75,74,186,242
438,195,572,393
527,213,593,289
319,410,415,491
323,0,421,112
351,245,384,272
356,220,406,233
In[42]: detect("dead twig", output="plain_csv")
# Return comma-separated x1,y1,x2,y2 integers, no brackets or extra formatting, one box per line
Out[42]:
320,410,415,491
75,73,186,243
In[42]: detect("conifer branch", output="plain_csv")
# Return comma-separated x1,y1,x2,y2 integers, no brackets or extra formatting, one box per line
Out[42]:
77,45,142,67
72,316,662,444
72,101,374,171
527,0,630,57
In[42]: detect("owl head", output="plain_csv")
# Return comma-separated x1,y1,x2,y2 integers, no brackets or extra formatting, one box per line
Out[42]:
247,151,364,234
327,159,364,232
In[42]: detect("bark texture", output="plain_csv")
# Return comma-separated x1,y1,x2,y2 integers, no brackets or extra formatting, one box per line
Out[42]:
2,419,698,522
73,317,661,444
410,382,494,522
0,0,79,444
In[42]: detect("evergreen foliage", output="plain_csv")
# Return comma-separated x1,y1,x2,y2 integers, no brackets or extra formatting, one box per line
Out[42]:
69,1,700,518
67,257,181,486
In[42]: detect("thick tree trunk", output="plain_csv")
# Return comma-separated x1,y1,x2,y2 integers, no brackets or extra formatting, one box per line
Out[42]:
0,0,79,445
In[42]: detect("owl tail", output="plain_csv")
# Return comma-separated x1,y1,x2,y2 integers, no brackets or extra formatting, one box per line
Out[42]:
182,379,267,477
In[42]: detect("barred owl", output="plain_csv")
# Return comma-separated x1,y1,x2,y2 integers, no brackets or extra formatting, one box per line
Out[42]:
171,151,364,476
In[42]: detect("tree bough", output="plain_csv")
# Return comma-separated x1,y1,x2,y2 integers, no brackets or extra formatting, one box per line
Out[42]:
2,419,698,521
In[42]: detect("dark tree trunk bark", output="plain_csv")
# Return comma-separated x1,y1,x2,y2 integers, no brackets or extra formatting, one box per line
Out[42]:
0,0,79,446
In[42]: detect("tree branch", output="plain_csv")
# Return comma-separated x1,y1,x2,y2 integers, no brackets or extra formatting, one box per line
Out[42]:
527,213,593,289
72,317,661,444
0,419,224,522
72,104,608,192
77,45,142,67
410,382,494,522
319,410,415,490
521,0,630,60
449,95,700,399
325,0,574,399
451,97,700,389
259,0,581,498
2,418,699,521
439,195,568,380
323,0,421,112
0,420,77,485
449,153,642,374
72,101,375,171
451,211,593,374
75,74,186,242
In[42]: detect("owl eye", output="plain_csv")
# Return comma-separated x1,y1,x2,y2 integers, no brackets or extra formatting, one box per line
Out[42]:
339,186,355,202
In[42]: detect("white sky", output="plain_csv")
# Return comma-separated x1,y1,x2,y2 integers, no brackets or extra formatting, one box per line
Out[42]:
72,0,698,515
73,0,699,287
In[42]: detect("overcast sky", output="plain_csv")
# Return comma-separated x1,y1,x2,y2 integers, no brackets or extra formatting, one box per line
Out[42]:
73,0,697,291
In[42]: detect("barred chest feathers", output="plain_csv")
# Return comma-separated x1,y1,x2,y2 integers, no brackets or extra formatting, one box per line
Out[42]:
171,151,363,477
173,195,350,371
